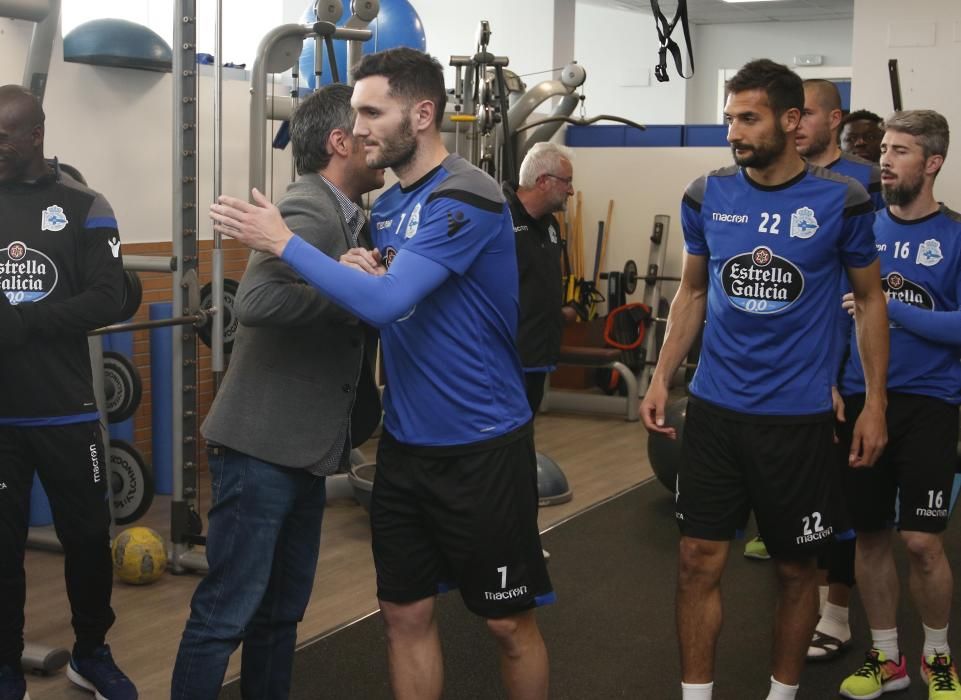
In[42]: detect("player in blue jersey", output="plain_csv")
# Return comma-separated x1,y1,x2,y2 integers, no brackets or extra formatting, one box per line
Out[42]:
745,79,888,660
640,59,889,700
209,48,552,700
798,80,884,210
837,110,961,700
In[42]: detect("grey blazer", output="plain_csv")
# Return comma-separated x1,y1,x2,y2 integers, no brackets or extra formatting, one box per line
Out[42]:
201,174,378,470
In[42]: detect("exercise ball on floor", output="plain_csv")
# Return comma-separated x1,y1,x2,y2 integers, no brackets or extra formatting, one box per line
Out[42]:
298,0,427,89
536,452,572,506
647,396,687,493
63,18,173,72
112,526,167,585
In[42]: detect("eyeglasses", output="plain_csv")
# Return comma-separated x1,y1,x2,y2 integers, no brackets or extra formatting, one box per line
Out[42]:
543,173,574,186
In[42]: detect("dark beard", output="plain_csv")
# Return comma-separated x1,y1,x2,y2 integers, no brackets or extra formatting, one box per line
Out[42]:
367,114,417,171
882,178,923,207
731,127,787,169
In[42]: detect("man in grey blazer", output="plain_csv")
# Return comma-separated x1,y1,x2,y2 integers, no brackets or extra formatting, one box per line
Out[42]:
171,83,384,700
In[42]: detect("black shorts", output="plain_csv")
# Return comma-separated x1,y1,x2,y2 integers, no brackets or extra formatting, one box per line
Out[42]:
677,397,845,559
841,392,959,533
371,424,554,618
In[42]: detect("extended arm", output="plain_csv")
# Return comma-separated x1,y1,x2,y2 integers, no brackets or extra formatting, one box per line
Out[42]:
209,189,451,327
846,260,889,466
887,300,961,347
640,251,708,435
279,236,450,327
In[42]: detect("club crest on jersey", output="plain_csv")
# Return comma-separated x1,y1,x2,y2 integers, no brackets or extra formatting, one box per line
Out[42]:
40,204,68,231
789,206,818,239
548,224,558,244
721,245,804,314
1,240,58,304
916,239,943,267
882,271,934,310
405,203,421,239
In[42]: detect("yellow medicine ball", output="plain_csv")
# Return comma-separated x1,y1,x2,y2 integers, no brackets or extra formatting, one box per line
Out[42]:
112,526,167,585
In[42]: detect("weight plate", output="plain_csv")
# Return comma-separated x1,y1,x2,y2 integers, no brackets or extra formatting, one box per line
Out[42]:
103,351,142,424
623,259,638,295
109,439,154,525
198,278,239,354
120,270,143,320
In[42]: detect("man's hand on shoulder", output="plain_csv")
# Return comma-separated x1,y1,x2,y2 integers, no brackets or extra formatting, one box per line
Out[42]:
340,247,386,276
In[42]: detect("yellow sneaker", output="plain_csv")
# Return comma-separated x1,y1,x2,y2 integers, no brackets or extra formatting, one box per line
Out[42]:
840,649,910,699
743,535,770,560
921,653,961,699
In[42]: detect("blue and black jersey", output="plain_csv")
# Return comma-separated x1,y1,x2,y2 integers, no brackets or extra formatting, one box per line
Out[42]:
829,152,884,211
841,205,961,404
682,163,876,416
0,164,125,423
370,154,531,446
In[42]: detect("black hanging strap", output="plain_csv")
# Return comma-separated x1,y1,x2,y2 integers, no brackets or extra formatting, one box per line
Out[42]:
650,0,694,82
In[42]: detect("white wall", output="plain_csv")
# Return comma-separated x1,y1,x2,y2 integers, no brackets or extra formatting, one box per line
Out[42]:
685,19,853,124
568,147,731,310
0,16,292,244
573,3,687,124
851,0,961,204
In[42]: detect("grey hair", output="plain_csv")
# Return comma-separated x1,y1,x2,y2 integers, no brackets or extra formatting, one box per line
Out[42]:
883,109,950,161
518,141,574,188
290,83,355,175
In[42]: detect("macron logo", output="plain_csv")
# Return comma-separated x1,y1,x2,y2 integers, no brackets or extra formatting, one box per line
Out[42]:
0,482,7,490
712,212,749,224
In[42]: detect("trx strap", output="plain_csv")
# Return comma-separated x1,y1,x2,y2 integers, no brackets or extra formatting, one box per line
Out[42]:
650,0,694,82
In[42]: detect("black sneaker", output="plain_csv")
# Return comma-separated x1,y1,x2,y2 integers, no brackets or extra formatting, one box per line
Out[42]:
67,646,137,700
0,665,28,700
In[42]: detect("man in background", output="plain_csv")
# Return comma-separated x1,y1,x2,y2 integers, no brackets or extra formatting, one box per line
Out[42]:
502,141,576,414
0,84,137,700
841,109,884,164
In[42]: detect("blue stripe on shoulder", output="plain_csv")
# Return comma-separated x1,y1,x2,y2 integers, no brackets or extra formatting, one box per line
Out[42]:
85,216,118,230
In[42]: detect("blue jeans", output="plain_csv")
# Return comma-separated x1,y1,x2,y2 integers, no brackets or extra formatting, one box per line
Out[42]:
171,448,326,700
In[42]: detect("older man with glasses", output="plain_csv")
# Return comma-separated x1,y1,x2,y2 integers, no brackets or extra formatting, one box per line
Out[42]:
502,142,576,416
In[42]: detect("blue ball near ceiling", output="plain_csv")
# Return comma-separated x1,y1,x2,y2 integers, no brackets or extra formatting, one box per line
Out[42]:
298,0,427,88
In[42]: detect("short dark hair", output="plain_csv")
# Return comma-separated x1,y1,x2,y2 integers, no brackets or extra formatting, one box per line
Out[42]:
353,47,447,127
802,78,841,112
725,59,803,117
841,109,883,128
289,83,354,176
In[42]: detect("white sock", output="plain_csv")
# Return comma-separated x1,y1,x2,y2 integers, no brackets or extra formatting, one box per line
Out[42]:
681,680,713,699
815,601,851,642
923,623,950,658
871,627,900,661
766,676,798,700
818,585,829,615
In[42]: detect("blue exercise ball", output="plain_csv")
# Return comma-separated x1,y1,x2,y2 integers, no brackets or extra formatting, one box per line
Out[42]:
298,0,427,89
63,18,172,73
